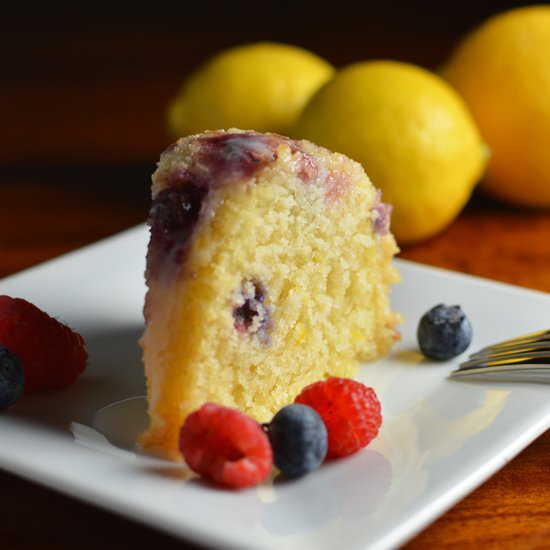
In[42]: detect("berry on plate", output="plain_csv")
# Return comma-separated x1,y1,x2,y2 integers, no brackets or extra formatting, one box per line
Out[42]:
266,403,327,478
0,295,88,393
417,304,472,360
295,377,382,459
179,403,273,489
0,346,25,410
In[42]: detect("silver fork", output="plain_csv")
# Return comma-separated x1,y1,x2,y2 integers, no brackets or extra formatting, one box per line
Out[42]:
450,329,550,383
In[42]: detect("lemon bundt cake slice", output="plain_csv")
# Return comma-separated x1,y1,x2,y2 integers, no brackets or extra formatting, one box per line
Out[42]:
140,129,400,458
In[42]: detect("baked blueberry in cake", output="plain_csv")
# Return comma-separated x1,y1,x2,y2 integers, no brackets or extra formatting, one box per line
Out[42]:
139,129,400,459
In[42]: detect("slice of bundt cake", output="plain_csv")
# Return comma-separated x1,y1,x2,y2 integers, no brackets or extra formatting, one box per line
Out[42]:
139,129,400,459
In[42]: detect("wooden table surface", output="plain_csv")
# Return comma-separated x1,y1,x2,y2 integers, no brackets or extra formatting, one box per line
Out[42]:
1,4,549,549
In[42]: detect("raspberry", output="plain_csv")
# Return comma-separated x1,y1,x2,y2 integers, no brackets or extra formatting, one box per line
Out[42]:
295,377,382,459
0,296,88,393
179,403,273,489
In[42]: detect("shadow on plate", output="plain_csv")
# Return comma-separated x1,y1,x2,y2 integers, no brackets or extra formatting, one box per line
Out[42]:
9,324,145,432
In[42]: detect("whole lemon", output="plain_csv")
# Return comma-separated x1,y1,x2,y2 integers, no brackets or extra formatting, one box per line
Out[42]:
292,61,487,244
444,6,550,207
167,42,334,137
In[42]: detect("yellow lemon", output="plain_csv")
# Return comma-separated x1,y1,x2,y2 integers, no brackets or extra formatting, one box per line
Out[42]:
167,42,334,137
444,6,550,207
292,60,487,244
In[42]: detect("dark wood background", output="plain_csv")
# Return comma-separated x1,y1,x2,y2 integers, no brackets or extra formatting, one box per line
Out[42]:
1,2,549,548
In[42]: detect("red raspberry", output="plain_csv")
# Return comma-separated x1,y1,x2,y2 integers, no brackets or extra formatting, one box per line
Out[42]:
0,295,87,393
179,403,273,489
295,377,382,459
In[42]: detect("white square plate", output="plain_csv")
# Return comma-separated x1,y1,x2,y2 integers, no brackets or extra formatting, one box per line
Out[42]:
1,225,549,550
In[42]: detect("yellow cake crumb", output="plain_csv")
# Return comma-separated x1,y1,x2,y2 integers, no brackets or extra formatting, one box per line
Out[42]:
139,129,400,459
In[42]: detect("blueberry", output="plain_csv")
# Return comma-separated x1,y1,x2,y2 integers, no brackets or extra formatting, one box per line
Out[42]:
0,346,25,410
417,304,473,360
233,279,271,340
266,404,327,479
146,185,207,279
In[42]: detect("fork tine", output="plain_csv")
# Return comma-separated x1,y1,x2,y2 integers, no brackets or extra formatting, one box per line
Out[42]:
474,329,550,355
450,329,550,383
459,352,550,370
469,340,550,360
450,363,550,383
